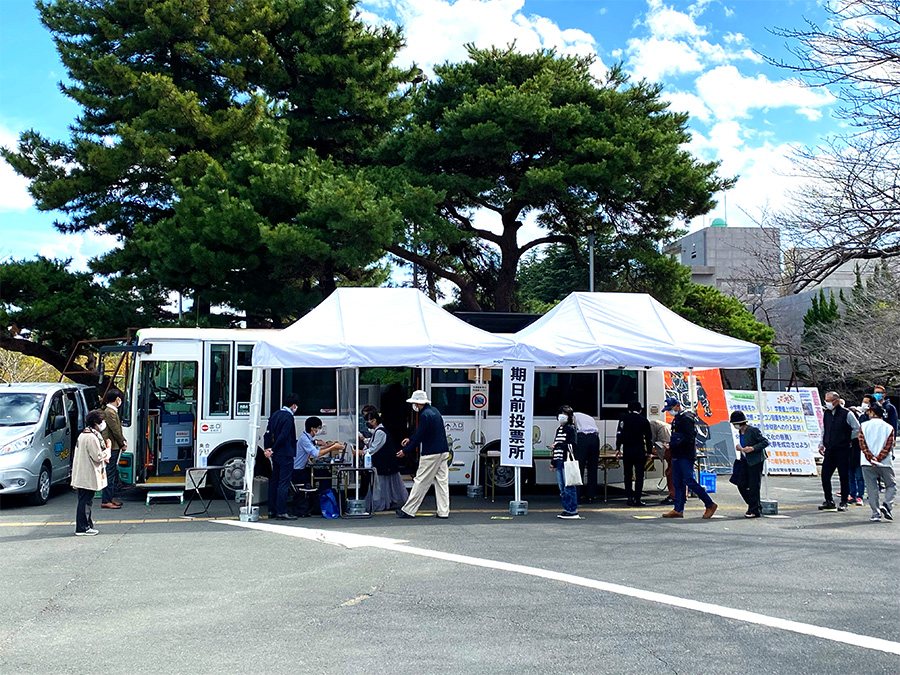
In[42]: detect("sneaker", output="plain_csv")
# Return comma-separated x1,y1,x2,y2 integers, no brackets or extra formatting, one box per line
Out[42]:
855,498,864,506
880,505,893,521
702,503,718,519
818,501,837,511
837,502,849,512
870,514,882,522
557,512,580,519
659,497,675,505
75,528,98,536
662,510,683,518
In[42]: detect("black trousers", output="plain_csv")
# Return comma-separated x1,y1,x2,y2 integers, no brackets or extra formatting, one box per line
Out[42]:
821,450,850,504
75,488,94,533
576,433,600,501
622,451,646,502
738,459,764,515
268,454,293,516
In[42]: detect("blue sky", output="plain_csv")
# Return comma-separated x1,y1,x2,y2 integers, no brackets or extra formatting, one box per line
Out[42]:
0,0,837,272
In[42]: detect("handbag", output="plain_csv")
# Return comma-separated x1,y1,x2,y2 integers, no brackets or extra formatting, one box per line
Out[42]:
563,445,583,487
320,488,340,519
729,458,747,488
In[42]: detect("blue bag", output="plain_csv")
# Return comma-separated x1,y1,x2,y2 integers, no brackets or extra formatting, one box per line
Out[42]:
320,489,340,519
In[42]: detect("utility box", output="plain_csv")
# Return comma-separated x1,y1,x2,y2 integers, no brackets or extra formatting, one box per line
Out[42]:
159,413,194,475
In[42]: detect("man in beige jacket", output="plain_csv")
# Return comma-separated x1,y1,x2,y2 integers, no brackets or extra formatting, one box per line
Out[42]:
99,388,127,509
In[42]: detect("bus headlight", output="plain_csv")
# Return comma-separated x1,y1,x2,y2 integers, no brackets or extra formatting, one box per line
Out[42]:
0,434,34,455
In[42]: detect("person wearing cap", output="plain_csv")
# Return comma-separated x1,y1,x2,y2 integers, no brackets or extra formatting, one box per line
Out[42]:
661,397,717,519
396,390,451,519
872,384,898,434
729,410,770,518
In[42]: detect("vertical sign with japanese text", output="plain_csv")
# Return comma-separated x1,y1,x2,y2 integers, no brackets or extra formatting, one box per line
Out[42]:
500,360,534,467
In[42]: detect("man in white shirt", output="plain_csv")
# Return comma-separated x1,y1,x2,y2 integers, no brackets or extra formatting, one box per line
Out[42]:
573,412,600,504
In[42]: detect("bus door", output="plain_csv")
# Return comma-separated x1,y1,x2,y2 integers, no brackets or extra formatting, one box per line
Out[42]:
136,360,199,481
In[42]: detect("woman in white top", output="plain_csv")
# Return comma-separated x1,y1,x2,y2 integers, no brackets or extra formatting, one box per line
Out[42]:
71,410,111,536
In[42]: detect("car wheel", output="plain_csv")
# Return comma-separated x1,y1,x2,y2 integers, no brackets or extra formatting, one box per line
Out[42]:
30,464,52,506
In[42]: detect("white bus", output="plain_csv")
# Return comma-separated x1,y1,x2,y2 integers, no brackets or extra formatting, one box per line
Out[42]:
113,328,666,497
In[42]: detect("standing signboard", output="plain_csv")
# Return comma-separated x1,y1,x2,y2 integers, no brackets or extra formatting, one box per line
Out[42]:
794,387,825,450
724,390,818,475
500,360,534,468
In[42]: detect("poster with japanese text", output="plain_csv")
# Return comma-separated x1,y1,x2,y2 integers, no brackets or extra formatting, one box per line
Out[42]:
794,387,825,449
724,390,818,475
665,369,733,472
500,360,534,467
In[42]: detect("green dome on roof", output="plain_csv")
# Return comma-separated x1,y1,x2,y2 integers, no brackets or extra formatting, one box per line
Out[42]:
710,218,727,227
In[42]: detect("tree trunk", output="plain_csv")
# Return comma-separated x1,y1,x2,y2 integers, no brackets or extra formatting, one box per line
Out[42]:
0,338,100,385
492,221,521,312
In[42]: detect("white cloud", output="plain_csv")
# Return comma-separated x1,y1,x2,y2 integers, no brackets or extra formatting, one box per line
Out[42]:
363,0,604,76
646,0,706,39
665,90,711,122
0,123,34,212
694,65,835,121
627,37,704,81
37,232,119,272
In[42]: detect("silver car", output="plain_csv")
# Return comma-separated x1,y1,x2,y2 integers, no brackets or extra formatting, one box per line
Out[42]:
0,383,99,505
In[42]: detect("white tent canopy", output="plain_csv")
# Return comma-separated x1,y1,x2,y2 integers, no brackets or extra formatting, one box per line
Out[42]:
252,287,517,368
513,292,761,370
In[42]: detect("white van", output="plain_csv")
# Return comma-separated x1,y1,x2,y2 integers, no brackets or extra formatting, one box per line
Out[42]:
0,383,100,505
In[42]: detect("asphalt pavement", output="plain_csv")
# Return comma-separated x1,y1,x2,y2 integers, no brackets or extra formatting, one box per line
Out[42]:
1,476,898,675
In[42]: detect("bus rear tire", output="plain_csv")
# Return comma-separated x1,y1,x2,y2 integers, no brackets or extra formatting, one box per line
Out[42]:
211,447,246,501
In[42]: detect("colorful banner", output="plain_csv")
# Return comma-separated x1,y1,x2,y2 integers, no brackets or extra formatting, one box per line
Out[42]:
665,369,734,472
724,390,818,475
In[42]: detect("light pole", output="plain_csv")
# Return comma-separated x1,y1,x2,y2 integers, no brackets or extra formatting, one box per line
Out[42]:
587,224,595,292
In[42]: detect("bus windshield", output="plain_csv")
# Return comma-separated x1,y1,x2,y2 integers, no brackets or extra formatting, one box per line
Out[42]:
0,393,45,426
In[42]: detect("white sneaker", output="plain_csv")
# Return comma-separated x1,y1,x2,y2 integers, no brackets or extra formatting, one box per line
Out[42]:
75,528,98,536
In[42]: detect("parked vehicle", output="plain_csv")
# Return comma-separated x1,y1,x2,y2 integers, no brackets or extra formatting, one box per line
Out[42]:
0,383,100,505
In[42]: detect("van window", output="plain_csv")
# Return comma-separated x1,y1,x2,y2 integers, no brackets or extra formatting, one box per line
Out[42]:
0,393,45,426
45,393,66,435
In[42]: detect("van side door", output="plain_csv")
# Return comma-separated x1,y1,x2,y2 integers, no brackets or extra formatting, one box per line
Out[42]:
44,392,70,480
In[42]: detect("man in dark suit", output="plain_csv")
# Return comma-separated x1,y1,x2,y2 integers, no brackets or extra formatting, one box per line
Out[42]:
263,393,300,520
730,410,770,518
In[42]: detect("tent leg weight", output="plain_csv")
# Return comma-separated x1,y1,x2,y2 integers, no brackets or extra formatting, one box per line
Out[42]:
509,500,528,516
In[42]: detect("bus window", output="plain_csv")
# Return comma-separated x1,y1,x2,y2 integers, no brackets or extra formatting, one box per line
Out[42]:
207,344,231,417
602,369,638,406
430,368,474,416
235,344,253,416
533,372,598,417
282,368,337,416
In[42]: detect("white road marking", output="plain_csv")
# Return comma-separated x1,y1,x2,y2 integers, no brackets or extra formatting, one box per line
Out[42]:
216,520,900,656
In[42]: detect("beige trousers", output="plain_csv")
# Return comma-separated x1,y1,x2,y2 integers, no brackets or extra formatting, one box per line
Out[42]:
401,452,450,517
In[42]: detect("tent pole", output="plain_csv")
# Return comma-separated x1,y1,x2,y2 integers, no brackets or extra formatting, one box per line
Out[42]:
515,467,521,503
473,367,482,494
756,367,770,502
243,365,264,520
354,368,359,501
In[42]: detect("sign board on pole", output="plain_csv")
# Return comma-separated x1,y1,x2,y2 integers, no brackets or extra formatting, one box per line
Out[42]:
793,387,825,449
500,360,533,468
724,390,818,475
470,383,489,411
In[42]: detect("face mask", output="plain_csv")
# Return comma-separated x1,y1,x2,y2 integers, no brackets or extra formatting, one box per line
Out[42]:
861,403,870,411
874,393,883,401
98,421,107,432
825,401,834,411
557,413,568,423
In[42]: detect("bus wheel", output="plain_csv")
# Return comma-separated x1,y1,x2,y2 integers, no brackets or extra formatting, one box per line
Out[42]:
213,448,246,500
488,463,516,493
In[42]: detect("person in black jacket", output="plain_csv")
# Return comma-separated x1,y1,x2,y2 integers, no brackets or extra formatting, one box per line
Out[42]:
661,397,717,519
396,390,451,519
616,401,654,506
730,410,770,518
818,391,859,511
263,393,300,520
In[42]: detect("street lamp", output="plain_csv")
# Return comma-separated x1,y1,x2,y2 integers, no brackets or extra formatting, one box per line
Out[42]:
586,223,595,292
